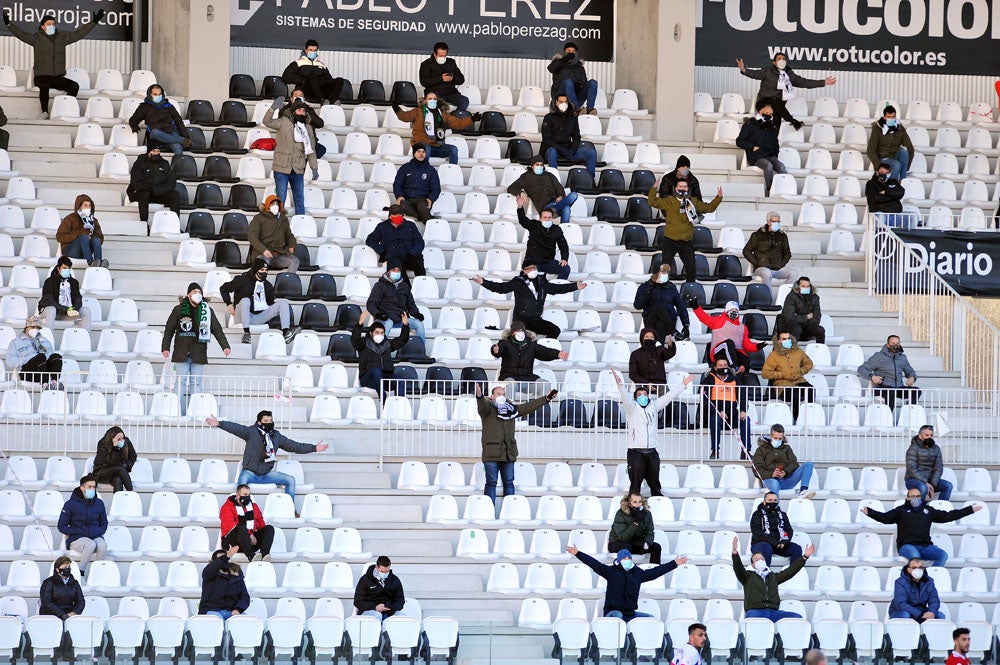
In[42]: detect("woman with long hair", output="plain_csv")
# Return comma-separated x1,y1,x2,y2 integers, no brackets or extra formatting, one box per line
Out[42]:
91,426,137,493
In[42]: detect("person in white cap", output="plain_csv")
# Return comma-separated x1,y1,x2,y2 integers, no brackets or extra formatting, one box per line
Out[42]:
6,314,62,389
690,298,765,377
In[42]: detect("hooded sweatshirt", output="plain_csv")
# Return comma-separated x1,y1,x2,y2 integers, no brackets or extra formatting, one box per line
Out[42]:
199,555,251,615
761,335,813,392
56,194,104,253
366,259,420,324
353,564,405,616
128,85,189,137
491,328,561,381
628,328,676,386
57,486,108,546
617,379,686,450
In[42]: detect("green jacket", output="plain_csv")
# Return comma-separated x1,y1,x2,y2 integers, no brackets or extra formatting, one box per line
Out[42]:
248,208,295,256
609,506,654,546
647,187,721,242
866,120,916,168
732,551,806,611
7,21,99,78
477,395,549,463
751,440,801,479
742,225,790,271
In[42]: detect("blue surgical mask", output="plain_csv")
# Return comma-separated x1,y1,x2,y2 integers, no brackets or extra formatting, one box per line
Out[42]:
45,25,56,35
781,339,793,349
60,269,71,278
770,438,783,448
533,166,544,175
541,220,553,229
800,287,811,294
636,395,650,407
115,440,125,448
84,488,96,500
771,222,781,232
152,95,164,104
389,271,402,282
620,559,634,571
426,99,438,110
306,51,318,61
886,118,897,127
909,497,922,508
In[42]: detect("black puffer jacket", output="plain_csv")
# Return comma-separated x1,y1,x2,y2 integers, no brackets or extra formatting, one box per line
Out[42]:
865,174,904,213
905,436,943,487
92,437,137,474
736,117,781,163
127,153,176,198
128,86,189,136
39,573,85,619
478,274,578,321
198,555,250,614
628,329,676,386
492,329,561,381
547,51,590,99
777,284,821,329
353,564,406,616
540,102,581,154
351,325,409,376
366,269,420,324
38,266,82,314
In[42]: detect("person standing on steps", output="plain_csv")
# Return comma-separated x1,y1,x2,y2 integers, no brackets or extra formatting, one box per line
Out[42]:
736,52,836,131
162,283,230,415
649,181,723,283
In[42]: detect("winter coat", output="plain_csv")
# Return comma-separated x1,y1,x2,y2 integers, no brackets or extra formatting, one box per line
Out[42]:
248,208,295,256
220,271,276,309
867,119,916,167
547,52,590,100
394,103,472,149
492,329,561,381
618,381,686,450
732,551,806,610
56,194,104,254
905,437,944,488
39,574,84,619
198,555,250,614
865,174,904,213
516,208,569,264
38,266,82,315
694,307,762,353
127,153,176,199
647,188,721,242
609,501,655,546
699,368,748,411
6,330,56,368
365,219,425,263
351,325,409,377
353,564,406,616
393,156,441,201
216,420,318,477
92,437,137,475
128,87,189,137
506,171,567,215
750,503,794,547
777,285,822,331
628,332,676,387
889,568,941,619
264,107,318,175
736,117,781,163
57,487,108,546
219,495,268,540
742,225,790,271
658,169,703,200
865,501,974,550
633,281,689,326
740,63,826,102
752,438,801,480
478,274,578,321
7,20,99,78
857,345,917,388
281,55,335,87
575,550,678,616
161,298,230,364
478,395,550,462
366,272,420,324
540,106,581,155
761,342,813,392
419,55,466,97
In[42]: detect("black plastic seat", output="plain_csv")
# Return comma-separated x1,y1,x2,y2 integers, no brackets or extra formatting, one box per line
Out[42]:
358,79,388,105
185,127,208,153
228,184,257,212
397,337,433,363
299,303,334,331
743,312,770,340
692,226,721,253
565,167,599,195
624,197,654,222
558,399,592,428
229,74,260,100
629,169,657,194
389,81,417,106
620,224,651,251
421,366,456,395
337,79,354,103
650,225,666,249
679,282,706,307
260,76,288,100
210,128,247,155
211,240,249,269
306,273,344,302
202,155,238,184
219,101,254,128
333,303,362,330
593,399,625,429
743,283,781,311
220,213,249,240
479,111,513,137
695,254,714,281
293,244,318,271
647,253,679,275
186,100,219,126
170,155,199,182
709,282,740,309
174,182,190,208
714,254,750,282
526,402,553,427
445,109,476,135
458,366,488,395
390,365,421,394
592,196,623,222
598,169,627,194
326,333,357,362
273,273,303,299
186,211,219,239
192,183,226,210
505,138,534,164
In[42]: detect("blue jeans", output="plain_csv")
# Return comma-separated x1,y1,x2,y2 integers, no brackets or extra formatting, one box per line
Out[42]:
361,610,387,622
763,462,814,494
898,543,947,567
545,146,597,177
274,171,305,215
148,128,186,156
751,541,803,566
880,147,910,181
382,317,426,345
561,79,598,112
544,192,578,224
905,478,953,502
65,235,103,262
874,212,916,230
536,259,571,280
483,461,514,504
237,468,298,501
439,93,469,113
428,143,459,165
206,610,233,621
174,359,204,416
746,609,802,622
889,610,944,622
605,610,652,622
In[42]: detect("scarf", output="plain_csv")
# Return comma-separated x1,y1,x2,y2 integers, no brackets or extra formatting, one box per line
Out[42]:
422,106,445,142
518,274,539,299
234,501,255,534
58,279,73,308
777,70,795,100
30,334,46,353
678,197,698,223
258,426,276,462
759,506,788,540
252,280,268,313
293,121,314,156
496,400,518,420
179,299,211,343
880,120,899,136
80,213,95,232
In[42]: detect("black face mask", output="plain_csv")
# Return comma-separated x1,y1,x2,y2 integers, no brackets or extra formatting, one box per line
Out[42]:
764,503,778,511
259,422,274,433
239,495,252,506
58,568,71,578
888,344,902,353
922,437,935,447
714,367,731,377
256,272,268,281
642,339,656,348
149,153,161,161
878,173,889,182
294,114,307,123
759,114,773,123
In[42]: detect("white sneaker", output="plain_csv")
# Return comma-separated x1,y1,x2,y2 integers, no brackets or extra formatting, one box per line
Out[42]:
40,112,49,120
251,553,263,562
798,489,816,500
230,553,249,564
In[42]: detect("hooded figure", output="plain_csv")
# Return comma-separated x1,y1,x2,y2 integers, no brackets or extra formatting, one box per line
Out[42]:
609,494,661,564
492,321,563,383
365,203,426,276
633,265,690,344
776,278,825,343
128,84,191,155
352,312,410,401
571,546,682,620
56,194,106,267
198,551,251,618
392,94,475,163
392,144,441,222
366,258,426,345
248,194,299,273
628,327,676,387
658,155,703,200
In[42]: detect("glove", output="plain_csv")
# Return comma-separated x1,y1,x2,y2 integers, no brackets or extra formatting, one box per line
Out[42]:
93,9,106,22
757,341,768,351
471,112,483,122
270,96,285,110
411,312,425,322
675,327,690,341
685,296,700,309
2,10,10,25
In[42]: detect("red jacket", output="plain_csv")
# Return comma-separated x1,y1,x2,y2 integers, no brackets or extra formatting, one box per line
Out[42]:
220,496,267,539
693,307,762,356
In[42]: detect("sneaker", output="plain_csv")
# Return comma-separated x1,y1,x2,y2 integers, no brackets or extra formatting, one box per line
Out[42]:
231,553,249,564
89,260,101,267
40,112,49,120
790,119,804,131
251,553,263,562
283,326,301,344
241,332,251,344
262,554,272,562
798,489,816,500
182,138,192,148
708,450,718,460
739,448,749,460
100,259,110,268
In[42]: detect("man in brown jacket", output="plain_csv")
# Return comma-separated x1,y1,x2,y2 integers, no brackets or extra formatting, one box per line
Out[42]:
648,181,722,282
392,92,479,165
56,194,106,267
248,194,298,273
866,105,916,182
752,424,815,497
761,331,814,420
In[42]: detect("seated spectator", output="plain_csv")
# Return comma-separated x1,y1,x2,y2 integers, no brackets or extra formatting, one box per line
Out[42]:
39,556,83,619
249,195,300,274
691,299,764,376
366,258,426,345
283,88,326,158
281,39,345,104
264,96,319,216
57,475,107,576
867,105,915,181
862,489,978,567
750,491,803,565
737,52,834,131
126,143,181,225
39,256,91,332
761,331,815,420
609,492,662,564
393,144,440,222
198,546,250,620
541,94,597,177
162,283,231,415
634,263,690,343
736,100,786,196
776,276,825,343
514,193,570,279
365,203,426,281
7,314,63,389
568,545,686,622
419,42,469,111
352,311,410,400
354,555,405,621
91,426,136,493
628,327,675,388
548,41,599,115
866,162,908,228
753,424,815,497
906,425,952,501
889,558,944,622
858,335,920,411
507,157,579,226
650,182,723,283
221,257,300,346
0,103,8,150
56,194,107,268
700,355,751,460
128,84,191,155
220,484,274,563
473,261,585,338
392,92,477,165
492,320,567,397
732,535,814,622
658,155,702,200
743,211,793,288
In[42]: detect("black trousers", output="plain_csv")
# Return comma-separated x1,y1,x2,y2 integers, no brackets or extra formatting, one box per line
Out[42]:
643,306,679,343
92,466,134,492
626,448,662,496
875,386,922,411
522,315,561,339
222,524,275,557
662,237,697,282
770,384,815,420
780,320,826,344
401,197,433,223
130,190,182,222
759,96,796,130
710,339,751,374
0,128,8,151
609,539,662,565
19,352,63,384
35,74,79,114
399,253,427,281
302,74,345,104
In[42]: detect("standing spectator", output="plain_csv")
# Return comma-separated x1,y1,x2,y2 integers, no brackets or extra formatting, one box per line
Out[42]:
752,425,815,497
3,9,104,118
507,157,579,226
220,485,274,562
736,52,835,130
514,193,571,279
91,426,136,493
866,105,915,181
658,155,703,200
905,425,952,501
547,42,599,115
670,624,707,665
736,101,787,196
354,556,405,621
476,382,556,503
0,104,8,150
776,276,825,343
691,299,764,375
162,283,231,413
700,355,751,460
742,212,793,288
128,84,191,155
126,144,180,225
56,194,107,268
352,311,410,401
947,629,972,665
419,42,469,111
366,258,426,346
492,320,567,397
282,89,326,159
649,182,723,283
858,335,920,411
198,547,250,621
57,475,107,576
205,412,327,503
862,489,979,566
365,203,426,281
761,331,815,420
248,195,300,274
392,93,476,165
220,257,300,346
732,535,814,622
634,263,690,343
866,162,908,227
281,39,345,104
567,545,687,621
39,256,91,332
473,262,585,338
265,96,319,216
750,491,804,565
540,94,597,177
628,328,676,388
39,557,84,619
609,492,662,564
6,314,62,388
393,144,440,223
888,558,944,622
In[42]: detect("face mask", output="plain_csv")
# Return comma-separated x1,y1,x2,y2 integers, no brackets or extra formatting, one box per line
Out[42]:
727,311,739,321
374,569,389,581
889,344,902,353
306,51,318,60
909,497,922,508
45,25,56,35
525,270,538,280
292,96,304,105
259,422,275,433
294,113,307,123
513,331,525,342
781,339,793,349
541,220,553,229
58,568,71,578
657,273,669,283
150,153,161,161
676,191,688,199
678,168,689,177
770,222,781,232
60,269,71,278
239,495,252,506
764,502,778,511
84,488,96,500
886,118,897,127
435,56,447,65
557,102,568,112
256,272,267,281
759,113,773,123
372,334,385,344
775,60,787,70
189,293,203,305
390,214,405,226
269,204,280,216
426,99,438,110
715,367,731,377
79,208,91,217
494,395,507,406
878,173,889,182
922,437,935,447
27,328,39,338
910,568,924,580
800,287,811,294
620,559,635,571
152,95,163,104
753,559,768,572
771,438,783,448
389,271,402,282
532,166,545,175
115,439,125,448
642,339,656,348
636,395,650,408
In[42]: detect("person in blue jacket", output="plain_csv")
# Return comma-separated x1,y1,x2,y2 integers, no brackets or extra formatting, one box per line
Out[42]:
888,558,943,622
57,475,108,576
392,144,440,222
567,545,687,621
39,556,84,619
198,546,251,620
365,203,426,281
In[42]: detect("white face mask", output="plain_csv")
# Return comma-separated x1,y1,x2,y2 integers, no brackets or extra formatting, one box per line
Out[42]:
753,559,768,572
45,25,56,35
435,56,447,65
189,293,203,305
79,208,91,217
776,59,787,70
27,328,40,338
557,102,568,112
372,334,385,344
910,568,924,580
525,270,538,279
269,204,280,216
494,395,507,405
513,331,525,342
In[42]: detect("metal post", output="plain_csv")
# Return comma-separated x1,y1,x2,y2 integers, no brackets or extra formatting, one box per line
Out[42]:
132,0,144,72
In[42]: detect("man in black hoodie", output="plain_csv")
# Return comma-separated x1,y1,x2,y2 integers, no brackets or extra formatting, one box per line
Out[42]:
126,144,180,224
541,94,597,177
354,555,405,621
366,258,426,346
628,327,675,387
862,489,980,566
473,260,585,338
515,193,571,279
128,84,191,155
866,163,910,228
38,255,91,331
352,311,410,401
220,257,300,346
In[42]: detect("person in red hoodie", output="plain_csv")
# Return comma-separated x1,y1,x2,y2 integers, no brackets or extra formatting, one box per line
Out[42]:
219,484,274,563
688,298,766,376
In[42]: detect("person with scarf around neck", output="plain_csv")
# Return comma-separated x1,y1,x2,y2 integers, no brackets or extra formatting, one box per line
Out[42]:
352,311,411,402
91,426,137,493
264,96,319,216
648,180,723,283
750,491,803,565
736,51,835,131
128,84,191,155
866,105,916,181
392,92,477,165
732,534,814,622
219,484,275,562
39,255,92,332
162,282,230,415
281,39,345,104
39,556,84,619
56,193,106,267
7,313,62,388
354,555,405,621
206,410,327,502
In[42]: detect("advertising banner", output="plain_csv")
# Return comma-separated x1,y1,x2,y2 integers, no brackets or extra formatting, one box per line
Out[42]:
4,0,146,41
873,227,1000,296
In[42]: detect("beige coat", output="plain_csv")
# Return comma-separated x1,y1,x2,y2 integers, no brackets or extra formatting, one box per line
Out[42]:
264,108,318,175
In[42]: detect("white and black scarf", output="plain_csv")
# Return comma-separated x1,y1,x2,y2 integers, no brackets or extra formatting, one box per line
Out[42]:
496,401,518,420
777,70,795,100
259,427,276,463
759,506,788,539
234,501,255,533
